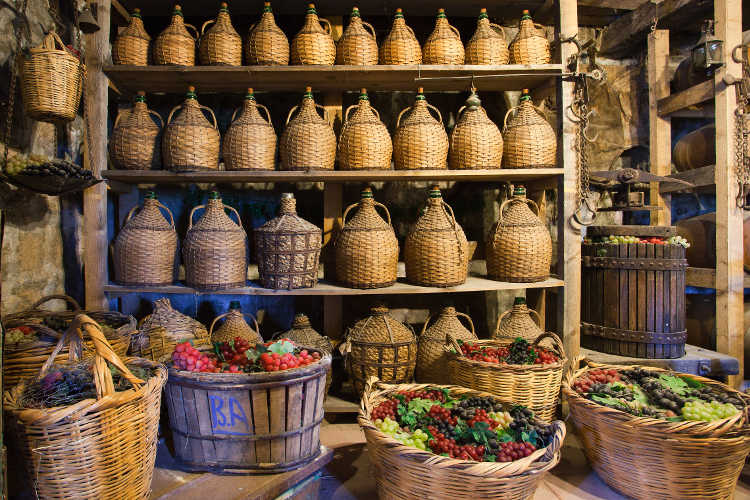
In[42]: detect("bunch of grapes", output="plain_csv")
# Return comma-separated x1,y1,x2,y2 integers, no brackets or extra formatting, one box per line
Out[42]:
667,235,691,248
572,368,621,393
371,399,398,421
6,326,35,345
604,235,641,244
495,441,536,462
466,408,500,430
682,400,739,421
258,349,319,372
3,154,45,176
172,342,219,372
394,389,446,404
489,410,513,428
375,417,429,450
459,339,558,365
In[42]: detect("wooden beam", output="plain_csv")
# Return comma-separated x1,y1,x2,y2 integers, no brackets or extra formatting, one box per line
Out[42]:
648,30,671,226
111,0,130,21
657,79,715,116
577,0,649,9
660,164,715,193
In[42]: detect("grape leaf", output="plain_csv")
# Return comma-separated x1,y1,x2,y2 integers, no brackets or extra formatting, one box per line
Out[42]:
470,421,496,447
495,428,513,442
245,349,261,362
483,453,497,462
407,398,436,415
591,394,631,410
681,376,704,389
454,420,471,441
658,374,689,395
268,340,295,354
631,385,649,405
401,412,417,428
521,429,539,445
213,342,225,362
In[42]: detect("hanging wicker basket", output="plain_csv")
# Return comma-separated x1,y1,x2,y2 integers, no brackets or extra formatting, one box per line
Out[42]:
394,89,449,170
113,192,177,287
280,87,336,170
335,187,399,289
153,5,197,66
223,88,277,171
112,8,151,65
255,193,322,290
466,9,509,65
449,90,503,169
379,8,421,65
131,297,210,358
110,92,162,170
183,192,248,290
199,2,242,65
336,7,378,65
274,313,333,396
337,89,392,170
291,4,335,65
21,30,85,123
246,2,289,65
210,304,263,344
163,86,220,172
405,186,469,287
502,89,556,168
509,10,550,64
493,297,544,342
422,9,464,65
416,307,477,384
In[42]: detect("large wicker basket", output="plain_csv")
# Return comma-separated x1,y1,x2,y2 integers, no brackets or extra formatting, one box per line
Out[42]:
393,89,449,170
280,87,336,170
183,192,248,290
334,187,399,289
291,4,335,65
210,303,263,344
405,186,469,287
223,88,277,171
422,9,464,65
4,315,167,500
246,2,289,65
255,193,322,290
416,306,477,384
359,379,566,500
338,89,392,170
163,86,220,172
131,297,210,359
563,362,750,500
336,7,378,65
493,297,544,342
449,90,503,169
509,10,550,65
274,313,333,395
465,9,509,65
112,8,150,65
486,186,552,283
199,2,242,66
502,90,556,168
379,8,421,65
445,332,566,421
110,92,162,170
113,192,177,286
343,306,417,396
153,5,197,66
21,30,85,123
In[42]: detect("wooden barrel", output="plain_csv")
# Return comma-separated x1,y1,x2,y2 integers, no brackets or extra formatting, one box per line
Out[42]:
164,351,331,473
581,226,687,359
673,125,715,172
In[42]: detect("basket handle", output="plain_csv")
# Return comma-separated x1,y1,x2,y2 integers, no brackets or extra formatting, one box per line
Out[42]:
426,102,444,125
166,104,183,125
494,306,542,335
148,110,164,129
490,22,506,40
363,375,381,398
199,104,219,129
495,196,540,230
232,102,273,125
532,331,565,359
454,311,476,336
125,200,176,228
188,203,243,230
533,22,547,35
30,294,81,312
188,204,204,229
184,23,199,40
209,311,260,339
285,105,300,125
319,17,332,34
444,333,464,357
42,30,80,60
395,105,411,129
200,18,215,36
447,23,461,40
562,354,587,388
113,109,127,129
503,105,519,131
362,21,377,41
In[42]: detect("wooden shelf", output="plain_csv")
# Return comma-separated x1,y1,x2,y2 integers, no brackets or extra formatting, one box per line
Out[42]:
660,165,715,194
657,79,714,116
103,64,564,94
686,267,750,289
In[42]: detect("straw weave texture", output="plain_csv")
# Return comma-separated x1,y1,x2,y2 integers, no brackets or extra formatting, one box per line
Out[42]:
280,94,336,170
223,96,277,171
210,309,262,344
246,10,290,65
275,313,333,395
379,13,421,65
509,17,550,64
199,8,242,66
133,298,209,355
422,15,465,65
393,97,448,170
449,96,503,169
291,11,335,65
493,302,544,342
163,93,220,172
153,10,197,66
465,16,509,65
337,96,392,170
336,13,378,65
110,98,162,170
502,98,556,168
416,307,477,384
112,12,150,65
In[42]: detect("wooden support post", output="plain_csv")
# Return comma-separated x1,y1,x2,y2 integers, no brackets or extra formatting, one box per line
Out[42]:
83,0,111,311
648,30,672,226
527,190,547,330
714,0,744,387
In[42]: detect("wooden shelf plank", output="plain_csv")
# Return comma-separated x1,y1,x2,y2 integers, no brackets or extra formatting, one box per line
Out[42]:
102,168,564,185
657,79,714,116
660,165,715,194
686,267,750,288
103,64,564,94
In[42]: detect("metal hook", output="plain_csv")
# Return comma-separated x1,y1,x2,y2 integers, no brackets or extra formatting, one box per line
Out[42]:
582,109,599,143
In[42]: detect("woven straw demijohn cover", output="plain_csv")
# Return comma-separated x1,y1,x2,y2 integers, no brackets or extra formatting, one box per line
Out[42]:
422,9,465,65
449,90,503,169
246,2,289,65
337,89,392,170
336,7,378,65
493,297,544,342
139,297,208,344
291,4,336,65
502,89,556,168
394,89,449,170
114,192,177,286
416,306,477,384
254,193,322,290
199,3,242,66
163,86,220,172
210,302,263,344
335,187,399,289
153,5,197,66
346,306,417,395
405,186,469,287
466,8,509,65
280,314,333,353
509,10,550,64
110,92,162,170
487,185,552,283
280,87,336,170
112,8,151,65
223,88,277,171
379,8,421,65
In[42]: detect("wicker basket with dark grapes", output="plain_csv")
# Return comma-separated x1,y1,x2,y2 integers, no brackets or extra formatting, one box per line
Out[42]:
3,154,101,196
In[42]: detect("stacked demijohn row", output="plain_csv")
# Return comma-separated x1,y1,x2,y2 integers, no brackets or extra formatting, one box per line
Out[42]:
379,8,421,65
280,87,336,170
112,8,150,65
291,3,335,65
110,91,162,170
336,7,378,65
163,86,220,172
153,5,197,66
223,88,276,171
422,9,464,64
199,2,242,66
337,89,392,170
246,2,290,65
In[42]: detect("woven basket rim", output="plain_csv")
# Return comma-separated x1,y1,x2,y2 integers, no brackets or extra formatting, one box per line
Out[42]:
444,335,566,373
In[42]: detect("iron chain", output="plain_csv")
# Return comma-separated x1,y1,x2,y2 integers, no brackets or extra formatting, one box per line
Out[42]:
3,0,30,171
735,51,750,209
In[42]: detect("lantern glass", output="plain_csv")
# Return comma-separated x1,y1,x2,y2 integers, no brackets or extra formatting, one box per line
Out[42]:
691,20,724,71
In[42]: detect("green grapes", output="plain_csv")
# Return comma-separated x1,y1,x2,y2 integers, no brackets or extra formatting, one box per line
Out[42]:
606,235,640,244
682,400,739,421
5,327,35,345
3,154,46,176
489,410,513,429
667,235,691,248
375,417,429,450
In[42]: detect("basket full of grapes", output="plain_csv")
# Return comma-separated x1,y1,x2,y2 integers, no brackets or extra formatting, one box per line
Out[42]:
563,362,750,500
3,154,101,196
358,378,565,500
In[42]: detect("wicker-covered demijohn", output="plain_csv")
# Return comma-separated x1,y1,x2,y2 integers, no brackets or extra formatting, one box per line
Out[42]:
343,306,417,395
405,186,469,287
110,91,162,170
163,86,220,172
337,89,392,170
183,192,248,290
21,30,85,123
280,87,336,170
223,88,276,171
493,297,544,342
113,192,177,287
394,88,449,170
503,89,556,168
487,185,552,283
210,302,263,344
246,2,289,65
291,3,335,65
422,9,464,65
112,8,150,65
509,10,550,64
416,306,477,384
275,313,333,395
131,297,210,358
199,2,242,66
449,90,503,169
379,8,421,65
255,193,322,290
336,7,378,65
153,4,197,66
465,8,509,65
335,187,399,289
